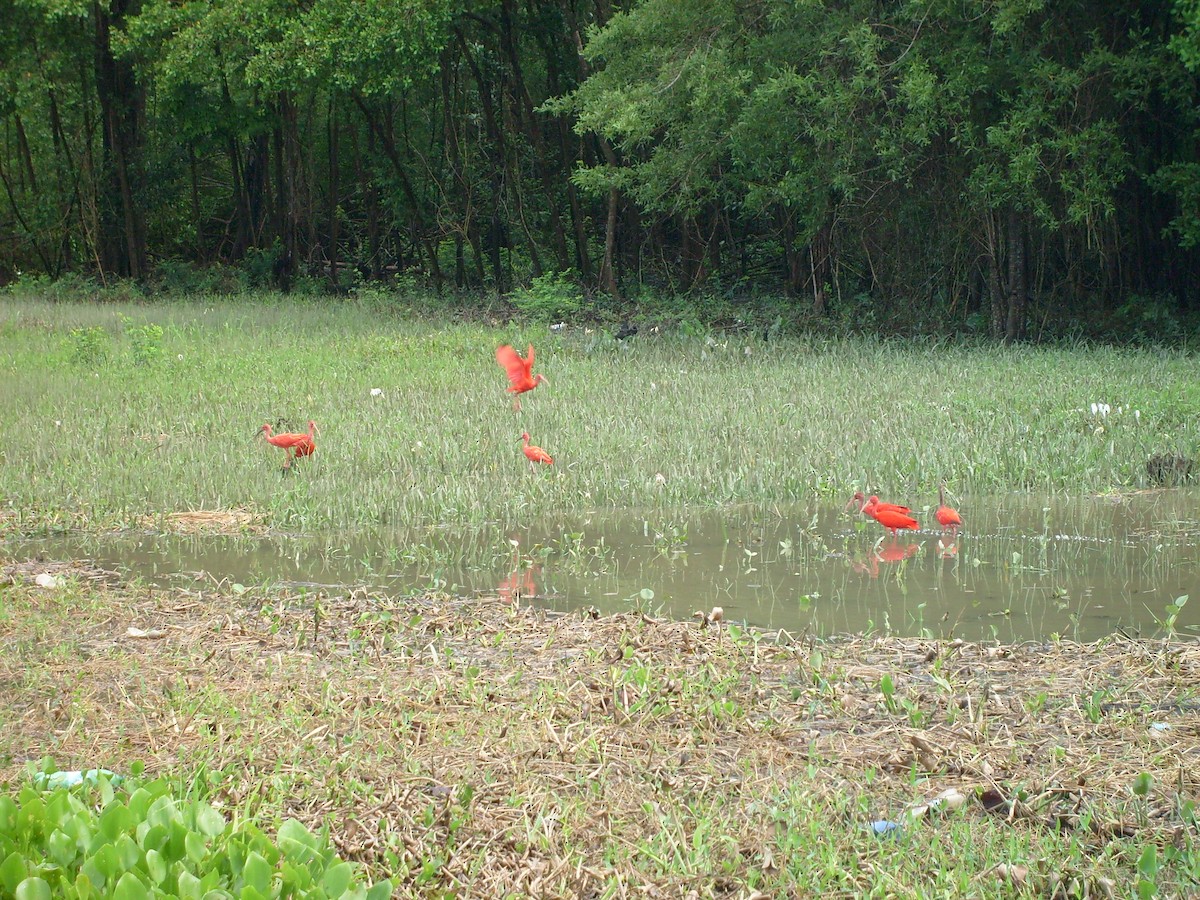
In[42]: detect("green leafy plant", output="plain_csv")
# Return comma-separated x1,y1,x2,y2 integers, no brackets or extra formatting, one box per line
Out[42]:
508,271,583,323
119,316,165,366
67,327,109,366
0,764,392,900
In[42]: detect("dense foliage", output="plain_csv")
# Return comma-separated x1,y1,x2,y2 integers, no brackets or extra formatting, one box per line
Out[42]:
1,0,1198,338
0,766,392,898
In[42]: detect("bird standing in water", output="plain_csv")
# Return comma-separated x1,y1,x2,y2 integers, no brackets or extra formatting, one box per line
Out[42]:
496,344,549,410
846,491,912,518
521,432,553,469
935,484,962,537
259,420,318,472
862,495,919,538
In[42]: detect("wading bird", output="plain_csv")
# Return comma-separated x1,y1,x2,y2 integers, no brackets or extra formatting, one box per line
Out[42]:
845,491,912,518
521,432,553,469
496,344,549,410
862,495,919,538
935,484,962,537
259,420,318,472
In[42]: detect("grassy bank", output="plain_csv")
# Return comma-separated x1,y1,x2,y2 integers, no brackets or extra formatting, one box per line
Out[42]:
2,560,1198,895
1,293,1198,535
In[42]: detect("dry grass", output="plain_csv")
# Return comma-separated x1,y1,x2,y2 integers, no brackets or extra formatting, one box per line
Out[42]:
133,506,269,535
1,560,1198,896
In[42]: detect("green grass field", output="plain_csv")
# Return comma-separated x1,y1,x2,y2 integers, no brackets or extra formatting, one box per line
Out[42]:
2,292,1197,536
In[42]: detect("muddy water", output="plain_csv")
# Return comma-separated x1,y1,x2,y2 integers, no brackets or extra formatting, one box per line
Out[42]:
9,492,1200,641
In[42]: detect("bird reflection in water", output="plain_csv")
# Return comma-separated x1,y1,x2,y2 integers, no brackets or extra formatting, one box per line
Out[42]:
851,541,920,578
497,536,541,605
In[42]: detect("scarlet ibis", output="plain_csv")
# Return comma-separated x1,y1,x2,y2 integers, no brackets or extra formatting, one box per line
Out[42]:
846,491,912,518
521,432,553,469
496,344,549,410
935,484,962,537
259,420,317,471
862,495,919,537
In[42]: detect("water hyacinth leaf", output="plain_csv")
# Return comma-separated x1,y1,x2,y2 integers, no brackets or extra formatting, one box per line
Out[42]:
184,829,207,865
99,803,134,840
127,789,153,823
194,803,226,838
0,796,16,832
242,850,272,896
48,829,77,867
365,880,394,900
139,823,168,854
0,851,28,893
145,796,177,832
115,833,141,870
75,871,94,900
278,819,318,862
322,860,353,897
144,849,167,883
176,869,201,900
18,796,46,831
112,871,149,900
14,876,51,900
91,842,121,880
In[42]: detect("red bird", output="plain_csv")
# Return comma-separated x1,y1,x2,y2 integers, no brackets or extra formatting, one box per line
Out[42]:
259,420,318,471
846,491,912,518
521,432,553,468
935,484,962,537
861,495,919,537
496,344,549,410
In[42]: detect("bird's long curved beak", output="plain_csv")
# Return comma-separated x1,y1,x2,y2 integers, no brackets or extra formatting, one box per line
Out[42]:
843,497,860,512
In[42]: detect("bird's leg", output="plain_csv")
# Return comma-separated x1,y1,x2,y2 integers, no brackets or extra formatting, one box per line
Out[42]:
512,397,522,412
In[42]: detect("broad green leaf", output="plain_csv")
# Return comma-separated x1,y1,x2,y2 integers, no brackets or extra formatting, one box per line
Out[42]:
91,842,121,880
365,879,394,900
176,869,201,900
194,803,226,838
99,803,134,840
0,796,16,832
75,871,94,900
48,829,77,867
115,832,142,870
14,876,52,900
0,851,28,893
145,849,167,883
185,830,208,865
112,871,149,900
241,850,272,896
322,860,352,897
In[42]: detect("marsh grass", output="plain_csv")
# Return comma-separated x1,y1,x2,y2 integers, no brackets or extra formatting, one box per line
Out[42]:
1,294,1198,535
1,564,1197,896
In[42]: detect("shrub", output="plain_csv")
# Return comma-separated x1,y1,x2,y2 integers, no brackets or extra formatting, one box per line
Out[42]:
0,765,393,899
508,270,583,322
67,327,109,366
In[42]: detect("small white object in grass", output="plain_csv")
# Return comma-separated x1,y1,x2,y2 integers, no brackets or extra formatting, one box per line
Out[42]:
709,606,724,623
34,573,60,588
127,626,167,639
550,322,566,333
54,420,62,428
370,388,383,397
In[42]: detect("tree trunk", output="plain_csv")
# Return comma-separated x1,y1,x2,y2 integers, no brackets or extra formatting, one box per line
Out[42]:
1004,206,1026,342
328,98,341,289
92,0,146,280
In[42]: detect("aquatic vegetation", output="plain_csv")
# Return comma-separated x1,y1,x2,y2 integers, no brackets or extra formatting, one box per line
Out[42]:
1,296,1198,534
